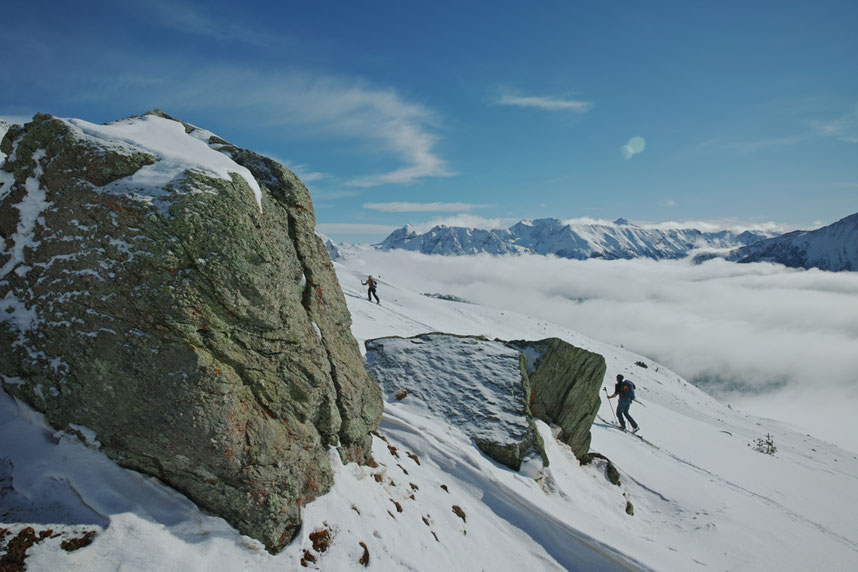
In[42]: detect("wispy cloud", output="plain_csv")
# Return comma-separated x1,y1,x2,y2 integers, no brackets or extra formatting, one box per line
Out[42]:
312,189,360,200
282,161,327,183
364,201,490,213
110,67,454,188
811,103,858,143
660,199,677,207
409,214,514,233
692,103,858,155
497,94,593,112
137,0,281,48
316,223,400,235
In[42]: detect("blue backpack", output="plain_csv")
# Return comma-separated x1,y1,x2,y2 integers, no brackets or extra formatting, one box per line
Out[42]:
620,380,636,400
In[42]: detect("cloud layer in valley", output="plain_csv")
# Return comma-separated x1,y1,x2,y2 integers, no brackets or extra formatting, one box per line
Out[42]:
348,250,858,451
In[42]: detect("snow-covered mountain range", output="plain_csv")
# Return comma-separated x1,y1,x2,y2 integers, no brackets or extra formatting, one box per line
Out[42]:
726,211,858,271
378,218,775,260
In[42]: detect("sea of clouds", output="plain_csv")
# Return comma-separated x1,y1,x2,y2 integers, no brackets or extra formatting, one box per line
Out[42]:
349,250,858,452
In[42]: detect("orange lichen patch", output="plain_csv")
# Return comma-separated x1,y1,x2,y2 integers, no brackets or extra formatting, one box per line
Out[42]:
359,542,370,566
61,530,96,552
387,445,399,458
452,505,467,523
373,474,383,484
300,550,317,566
1,527,45,570
365,458,379,468
309,528,331,553
390,499,403,513
372,431,389,444
406,452,421,465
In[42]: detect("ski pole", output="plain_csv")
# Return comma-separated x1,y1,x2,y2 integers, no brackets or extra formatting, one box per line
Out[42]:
603,387,618,425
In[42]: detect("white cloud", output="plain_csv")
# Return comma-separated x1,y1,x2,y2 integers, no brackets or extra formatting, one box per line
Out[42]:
316,223,399,235
363,201,490,213
660,199,677,207
346,250,858,450
282,161,327,183
620,136,646,159
410,214,513,233
312,190,360,200
497,94,593,112
639,218,796,234
560,216,617,226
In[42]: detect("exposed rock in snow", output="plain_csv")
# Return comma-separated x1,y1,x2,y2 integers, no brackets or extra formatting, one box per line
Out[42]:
364,333,546,471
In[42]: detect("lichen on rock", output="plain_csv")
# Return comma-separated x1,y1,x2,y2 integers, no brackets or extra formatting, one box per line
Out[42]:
0,111,382,553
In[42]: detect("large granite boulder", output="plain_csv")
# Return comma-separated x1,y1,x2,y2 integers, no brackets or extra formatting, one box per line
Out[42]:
509,338,606,460
0,111,382,552
365,333,546,471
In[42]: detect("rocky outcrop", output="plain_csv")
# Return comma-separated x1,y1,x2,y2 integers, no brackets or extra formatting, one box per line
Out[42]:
0,111,382,553
509,338,606,460
364,333,605,469
365,333,546,471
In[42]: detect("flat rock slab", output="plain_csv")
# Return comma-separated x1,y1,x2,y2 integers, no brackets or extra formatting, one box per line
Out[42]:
365,333,545,471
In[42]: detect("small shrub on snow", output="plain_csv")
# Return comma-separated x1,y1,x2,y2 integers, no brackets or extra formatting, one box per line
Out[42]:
751,433,777,455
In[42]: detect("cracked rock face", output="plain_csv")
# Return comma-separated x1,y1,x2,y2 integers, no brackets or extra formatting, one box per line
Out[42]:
0,111,382,553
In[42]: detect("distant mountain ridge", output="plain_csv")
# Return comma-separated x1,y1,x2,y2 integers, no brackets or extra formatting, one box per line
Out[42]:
377,217,775,261
726,212,858,271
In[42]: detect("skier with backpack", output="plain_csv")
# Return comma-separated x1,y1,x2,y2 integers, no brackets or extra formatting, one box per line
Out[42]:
607,374,639,433
362,275,380,304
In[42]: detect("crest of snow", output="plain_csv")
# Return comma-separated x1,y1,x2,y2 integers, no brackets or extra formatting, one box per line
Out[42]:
311,321,322,341
64,115,263,211
66,423,102,448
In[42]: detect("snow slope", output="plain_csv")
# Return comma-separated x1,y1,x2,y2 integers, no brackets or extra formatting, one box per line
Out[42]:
2,255,857,570
378,218,774,260
728,211,858,271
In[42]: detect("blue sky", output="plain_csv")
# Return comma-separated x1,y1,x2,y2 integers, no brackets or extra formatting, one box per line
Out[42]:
2,0,857,242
